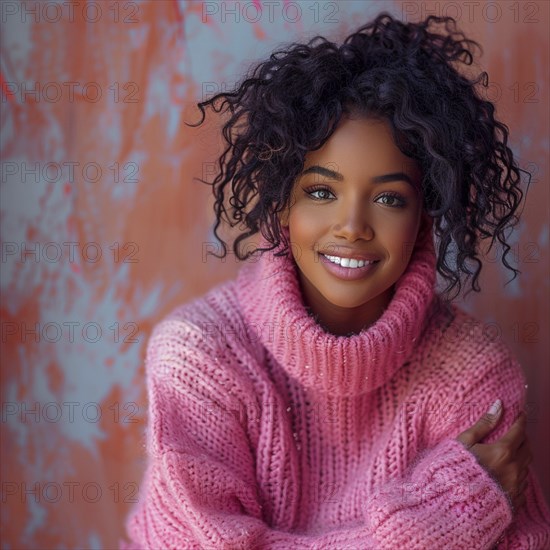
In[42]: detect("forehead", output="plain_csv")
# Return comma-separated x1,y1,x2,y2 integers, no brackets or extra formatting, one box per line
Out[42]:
303,116,421,179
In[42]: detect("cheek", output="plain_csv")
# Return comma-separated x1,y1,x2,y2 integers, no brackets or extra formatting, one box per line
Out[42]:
288,207,322,239
379,211,421,262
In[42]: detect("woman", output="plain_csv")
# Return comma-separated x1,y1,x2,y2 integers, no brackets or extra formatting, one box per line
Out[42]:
122,13,550,549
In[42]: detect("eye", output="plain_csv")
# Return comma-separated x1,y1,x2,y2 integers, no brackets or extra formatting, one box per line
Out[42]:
375,192,407,208
305,186,335,201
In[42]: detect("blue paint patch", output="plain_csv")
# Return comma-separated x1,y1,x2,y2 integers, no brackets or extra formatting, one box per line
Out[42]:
183,0,397,89
24,498,46,538
87,531,103,550
539,225,549,247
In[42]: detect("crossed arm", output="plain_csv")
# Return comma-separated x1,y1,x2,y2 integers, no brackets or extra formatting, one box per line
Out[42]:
121,323,550,549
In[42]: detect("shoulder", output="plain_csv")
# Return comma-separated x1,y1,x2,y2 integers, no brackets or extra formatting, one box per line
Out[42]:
148,279,241,356
411,301,527,444
144,277,265,396
142,280,269,456
416,300,526,400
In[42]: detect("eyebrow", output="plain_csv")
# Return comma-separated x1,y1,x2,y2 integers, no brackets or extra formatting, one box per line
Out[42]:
300,165,415,186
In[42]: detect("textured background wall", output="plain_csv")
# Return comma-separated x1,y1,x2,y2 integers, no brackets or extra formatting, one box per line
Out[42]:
1,1,548,548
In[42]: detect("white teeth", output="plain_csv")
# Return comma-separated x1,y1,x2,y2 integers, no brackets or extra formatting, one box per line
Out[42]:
323,254,374,268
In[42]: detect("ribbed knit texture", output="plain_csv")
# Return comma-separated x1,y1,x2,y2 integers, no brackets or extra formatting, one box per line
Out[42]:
122,220,550,549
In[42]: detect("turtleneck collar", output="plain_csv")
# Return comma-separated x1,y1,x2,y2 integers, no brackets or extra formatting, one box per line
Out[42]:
235,215,437,397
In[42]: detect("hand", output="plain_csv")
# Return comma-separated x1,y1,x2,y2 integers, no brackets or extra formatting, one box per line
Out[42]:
456,399,533,512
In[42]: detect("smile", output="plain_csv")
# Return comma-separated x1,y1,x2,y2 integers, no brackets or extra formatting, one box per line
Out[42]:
318,253,380,281
322,254,377,269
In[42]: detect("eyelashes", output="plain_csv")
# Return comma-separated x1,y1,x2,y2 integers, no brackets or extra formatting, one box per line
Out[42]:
375,191,407,208
305,185,334,201
304,185,407,208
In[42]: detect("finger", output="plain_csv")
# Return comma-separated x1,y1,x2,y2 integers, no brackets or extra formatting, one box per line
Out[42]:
516,479,529,499
516,438,533,467
457,399,503,447
513,492,526,513
518,470,530,489
519,477,529,494
499,411,527,449
511,478,528,498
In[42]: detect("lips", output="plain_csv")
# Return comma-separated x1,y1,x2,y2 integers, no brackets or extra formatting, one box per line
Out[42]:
318,252,380,281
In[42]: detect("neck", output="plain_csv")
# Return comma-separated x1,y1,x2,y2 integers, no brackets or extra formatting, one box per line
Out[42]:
298,273,394,337
235,215,437,396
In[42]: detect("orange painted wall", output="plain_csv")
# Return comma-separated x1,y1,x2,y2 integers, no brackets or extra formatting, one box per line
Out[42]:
1,1,548,547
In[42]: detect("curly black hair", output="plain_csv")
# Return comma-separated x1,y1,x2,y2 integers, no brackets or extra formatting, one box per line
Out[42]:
187,12,527,300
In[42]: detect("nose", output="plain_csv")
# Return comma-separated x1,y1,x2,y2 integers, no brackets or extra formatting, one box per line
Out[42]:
332,200,374,242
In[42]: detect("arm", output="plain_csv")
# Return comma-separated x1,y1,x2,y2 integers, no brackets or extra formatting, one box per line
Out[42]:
420,341,550,550
122,317,537,550
495,467,550,550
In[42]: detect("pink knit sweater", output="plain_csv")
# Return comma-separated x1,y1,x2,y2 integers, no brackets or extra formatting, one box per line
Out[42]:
122,223,550,549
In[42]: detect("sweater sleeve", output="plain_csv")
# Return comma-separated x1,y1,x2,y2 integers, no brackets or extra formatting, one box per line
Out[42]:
121,316,550,550
416,333,550,550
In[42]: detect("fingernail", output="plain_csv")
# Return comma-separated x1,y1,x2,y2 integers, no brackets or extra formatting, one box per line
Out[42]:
488,399,502,416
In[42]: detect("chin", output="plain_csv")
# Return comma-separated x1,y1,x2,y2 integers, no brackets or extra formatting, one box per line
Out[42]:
323,292,377,311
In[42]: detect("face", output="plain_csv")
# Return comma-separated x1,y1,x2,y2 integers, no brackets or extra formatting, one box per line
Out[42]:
281,116,423,333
